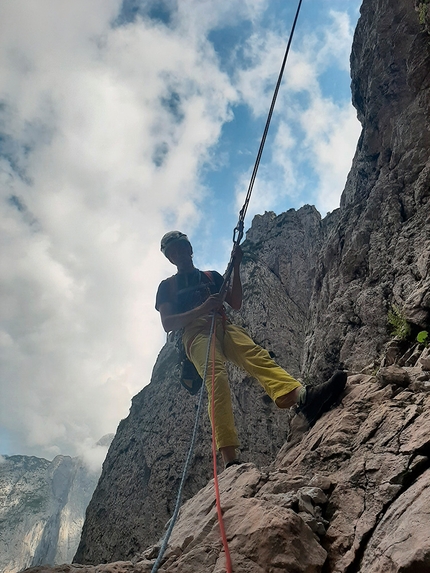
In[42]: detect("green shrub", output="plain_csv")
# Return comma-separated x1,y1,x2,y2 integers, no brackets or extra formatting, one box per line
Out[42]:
387,305,411,340
417,0,430,26
417,330,429,345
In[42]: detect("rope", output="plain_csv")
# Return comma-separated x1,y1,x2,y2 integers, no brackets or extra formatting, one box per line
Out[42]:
210,321,233,573
221,0,304,298
150,313,216,573
151,2,304,570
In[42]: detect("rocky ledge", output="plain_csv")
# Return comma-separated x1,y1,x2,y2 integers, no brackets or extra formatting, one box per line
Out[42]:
24,343,430,573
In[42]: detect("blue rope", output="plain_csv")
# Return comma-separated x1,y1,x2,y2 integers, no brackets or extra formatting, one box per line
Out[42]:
150,314,216,573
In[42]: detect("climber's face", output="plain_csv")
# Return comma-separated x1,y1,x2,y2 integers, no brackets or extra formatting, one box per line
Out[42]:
166,239,193,269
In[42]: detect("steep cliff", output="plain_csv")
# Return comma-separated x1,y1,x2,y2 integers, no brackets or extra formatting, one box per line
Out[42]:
73,0,430,568
304,0,430,380
74,204,323,564
0,455,99,573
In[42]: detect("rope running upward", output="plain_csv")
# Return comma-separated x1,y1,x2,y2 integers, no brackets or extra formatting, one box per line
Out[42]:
221,0,304,298
151,2,303,571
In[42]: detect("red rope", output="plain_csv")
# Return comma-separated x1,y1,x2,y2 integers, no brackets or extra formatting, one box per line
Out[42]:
210,320,233,573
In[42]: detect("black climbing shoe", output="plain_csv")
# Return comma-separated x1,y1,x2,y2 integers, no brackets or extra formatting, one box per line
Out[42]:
298,370,347,426
225,460,242,469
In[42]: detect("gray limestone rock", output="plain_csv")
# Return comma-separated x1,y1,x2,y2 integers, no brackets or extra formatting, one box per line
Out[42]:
29,373,430,573
304,0,430,381
0,455,99,573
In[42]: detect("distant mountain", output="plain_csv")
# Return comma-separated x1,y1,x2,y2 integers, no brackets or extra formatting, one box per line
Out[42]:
0,453,101,573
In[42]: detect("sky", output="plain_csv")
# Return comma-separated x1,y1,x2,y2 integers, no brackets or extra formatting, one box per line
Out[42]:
0,0,362,469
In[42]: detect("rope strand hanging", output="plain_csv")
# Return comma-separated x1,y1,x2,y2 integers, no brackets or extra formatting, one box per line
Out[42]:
221,0,303,298
151,2,303,571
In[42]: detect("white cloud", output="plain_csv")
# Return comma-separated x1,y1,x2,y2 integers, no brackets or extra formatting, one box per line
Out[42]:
235,175,282,221
235,30,293,117
0,0,360,463
316,10,356,72
0,1,240,460
77,437,112,474
234,159,299,224
300,98,361,213
173,0,268,36
234,8,361,215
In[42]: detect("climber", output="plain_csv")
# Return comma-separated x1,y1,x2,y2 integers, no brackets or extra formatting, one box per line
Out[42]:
155,231,347,468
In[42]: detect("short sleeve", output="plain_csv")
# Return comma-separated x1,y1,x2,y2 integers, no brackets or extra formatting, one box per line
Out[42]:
155,279,172,311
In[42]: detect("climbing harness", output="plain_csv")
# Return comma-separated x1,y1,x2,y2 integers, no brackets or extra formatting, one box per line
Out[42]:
151,1,303,571
168,270,221,394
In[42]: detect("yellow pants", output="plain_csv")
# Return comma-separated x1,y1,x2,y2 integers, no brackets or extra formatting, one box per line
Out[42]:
182,316,302,449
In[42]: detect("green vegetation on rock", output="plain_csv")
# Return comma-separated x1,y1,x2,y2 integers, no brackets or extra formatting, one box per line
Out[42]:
388,305,411,340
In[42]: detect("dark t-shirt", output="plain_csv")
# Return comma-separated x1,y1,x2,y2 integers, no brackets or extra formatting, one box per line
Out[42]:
155,269,224,314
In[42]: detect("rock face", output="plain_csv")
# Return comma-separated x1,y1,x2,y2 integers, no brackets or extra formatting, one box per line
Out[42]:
0,455,99,573
237,205,325,381
23,347,430,572
304,0,430,381
73,0,430,568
